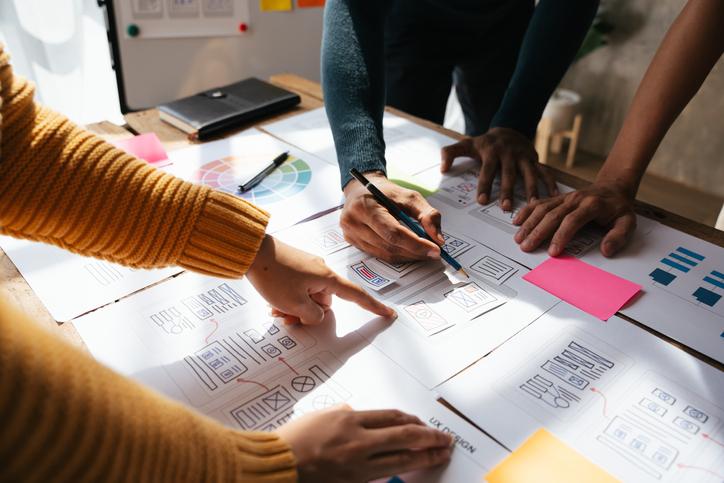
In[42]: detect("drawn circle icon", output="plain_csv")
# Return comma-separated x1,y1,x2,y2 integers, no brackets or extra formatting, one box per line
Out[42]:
291,375,316,393
194,155,312,205
313,394,336,410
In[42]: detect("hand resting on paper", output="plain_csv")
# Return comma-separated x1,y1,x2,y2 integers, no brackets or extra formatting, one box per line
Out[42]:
512,180,637,257
441,127,558,210
246,235,395,325
278,405,453,483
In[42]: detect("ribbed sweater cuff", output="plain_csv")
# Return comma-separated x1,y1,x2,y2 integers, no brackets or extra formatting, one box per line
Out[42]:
227,430,297,482
178,191,269,278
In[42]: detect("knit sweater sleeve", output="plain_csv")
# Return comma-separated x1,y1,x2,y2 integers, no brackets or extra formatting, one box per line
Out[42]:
0,47,268,279
0,297,297,483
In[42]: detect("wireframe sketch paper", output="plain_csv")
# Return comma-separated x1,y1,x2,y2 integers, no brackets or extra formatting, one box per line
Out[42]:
164,129,343,233
438,303,724,482
0,235,179,322
72,271,508,482
275,211,559,388
523,256,641,321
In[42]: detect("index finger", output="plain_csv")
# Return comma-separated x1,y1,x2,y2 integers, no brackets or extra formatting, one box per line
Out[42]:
331,274,396,318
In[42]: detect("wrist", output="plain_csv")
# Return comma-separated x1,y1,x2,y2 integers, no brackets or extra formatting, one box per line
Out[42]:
342,170,387,196
247,234,273,280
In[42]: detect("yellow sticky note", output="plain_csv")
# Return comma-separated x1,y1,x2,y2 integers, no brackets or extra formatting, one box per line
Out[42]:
486,429,619,483
260,0,292,11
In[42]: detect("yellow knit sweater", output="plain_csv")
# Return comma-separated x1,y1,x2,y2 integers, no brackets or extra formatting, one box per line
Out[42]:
0,46,297,482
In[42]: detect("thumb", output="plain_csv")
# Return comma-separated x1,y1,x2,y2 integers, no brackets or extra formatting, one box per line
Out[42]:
440,139,473,172
293,296,327,326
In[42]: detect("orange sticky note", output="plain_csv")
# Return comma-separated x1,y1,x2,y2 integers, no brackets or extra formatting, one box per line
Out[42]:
298,0,324,7
486,429,618,483
260,0,292,11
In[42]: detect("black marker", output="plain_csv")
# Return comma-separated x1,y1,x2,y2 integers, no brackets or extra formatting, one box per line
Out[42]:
239,151,289,192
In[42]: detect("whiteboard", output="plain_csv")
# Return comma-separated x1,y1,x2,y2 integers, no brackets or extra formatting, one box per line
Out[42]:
102,0,323,112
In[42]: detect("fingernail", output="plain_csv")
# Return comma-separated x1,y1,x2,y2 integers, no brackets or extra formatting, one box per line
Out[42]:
514,230,525,243
428,249,440,259
502,199,512,211
549,243,560,255
603,241,616,256
478,194,488,204
521,240,531,251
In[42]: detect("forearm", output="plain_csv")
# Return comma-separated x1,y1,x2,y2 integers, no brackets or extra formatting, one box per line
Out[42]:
600,0,724,195
322,0,389,188
0,62,269,278
0,298,296,482
491,0,599,138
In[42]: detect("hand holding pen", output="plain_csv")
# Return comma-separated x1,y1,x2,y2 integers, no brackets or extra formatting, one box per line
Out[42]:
341,171,445,263
349,169,469,278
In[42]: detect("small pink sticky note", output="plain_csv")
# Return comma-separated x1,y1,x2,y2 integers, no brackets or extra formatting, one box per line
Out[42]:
113,133,169,165
523,255,641,321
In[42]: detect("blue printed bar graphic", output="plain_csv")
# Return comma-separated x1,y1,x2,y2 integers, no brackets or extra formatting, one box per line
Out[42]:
676,247,705,261
710,270,724,280
703,276,724,290
660,258,690,273
668,252,698,266
692,287,721,307
649,268,677,286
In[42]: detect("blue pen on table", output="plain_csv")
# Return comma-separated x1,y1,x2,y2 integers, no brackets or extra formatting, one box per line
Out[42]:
349,168,469,279
238,151,289,193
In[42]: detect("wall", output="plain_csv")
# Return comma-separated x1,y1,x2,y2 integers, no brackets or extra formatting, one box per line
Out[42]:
559,0,724,197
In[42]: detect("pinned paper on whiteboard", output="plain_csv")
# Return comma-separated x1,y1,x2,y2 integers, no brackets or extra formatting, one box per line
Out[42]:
119,0,252,39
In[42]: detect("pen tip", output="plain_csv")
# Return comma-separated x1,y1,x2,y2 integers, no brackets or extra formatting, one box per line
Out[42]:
458,268,470,279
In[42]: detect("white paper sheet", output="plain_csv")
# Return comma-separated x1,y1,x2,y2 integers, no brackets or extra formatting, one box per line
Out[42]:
278,212,560,388
583,221,724,363
73,271,508,482
261,107,458,179
438,303,724,482
0,235,179,321
164,129,343,233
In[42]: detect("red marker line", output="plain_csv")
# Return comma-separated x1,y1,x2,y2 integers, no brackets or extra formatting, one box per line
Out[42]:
279,357,299,375
590,387,608,418
677,463,724,480
237,378,270,392
702,433,724,449
205,318,219,344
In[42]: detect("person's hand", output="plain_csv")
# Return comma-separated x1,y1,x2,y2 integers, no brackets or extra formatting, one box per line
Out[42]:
277,405,453,483
247,236,395,325
341,172,443,263
441,127,558,211
512,180,637,257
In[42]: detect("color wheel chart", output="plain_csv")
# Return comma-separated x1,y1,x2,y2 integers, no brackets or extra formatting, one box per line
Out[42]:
195,155,312,205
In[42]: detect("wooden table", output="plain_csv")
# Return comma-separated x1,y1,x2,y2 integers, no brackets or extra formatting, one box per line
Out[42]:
1,75,722,375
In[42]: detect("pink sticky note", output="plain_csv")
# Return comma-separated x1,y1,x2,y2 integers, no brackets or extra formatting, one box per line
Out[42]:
113,133,169,165
523,255,641,321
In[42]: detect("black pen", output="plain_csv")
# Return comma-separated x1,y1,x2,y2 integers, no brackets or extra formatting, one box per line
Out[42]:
349,168,469,278
239,151,289,192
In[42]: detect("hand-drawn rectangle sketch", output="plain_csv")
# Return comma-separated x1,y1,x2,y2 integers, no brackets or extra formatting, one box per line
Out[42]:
441,232,474,258
469,255,518,284
403,301,455,336
444,282,498,314
349,261,395,291
223,355,352,431
595,373,721,481
498,331,630,422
